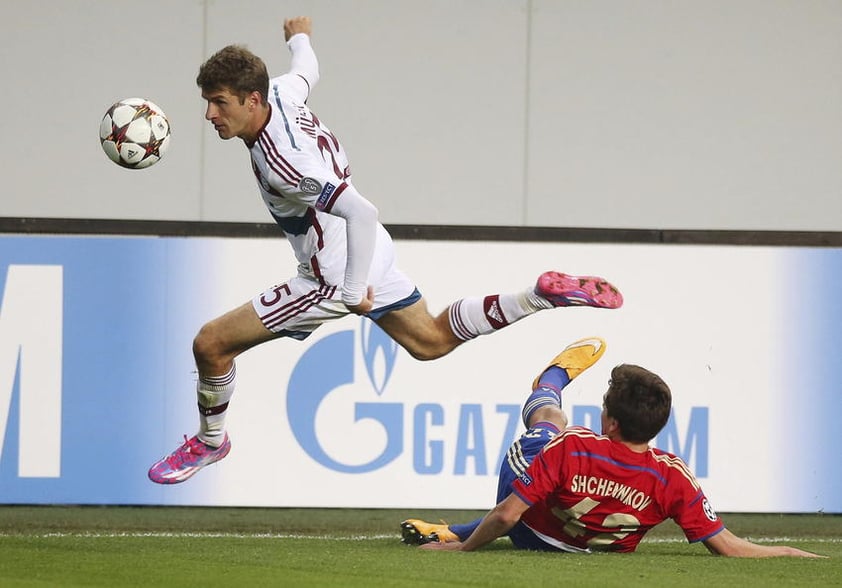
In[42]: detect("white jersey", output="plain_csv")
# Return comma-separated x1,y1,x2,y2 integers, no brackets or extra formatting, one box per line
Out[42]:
245,34,416,326
247,34,394,298
248,75,352,286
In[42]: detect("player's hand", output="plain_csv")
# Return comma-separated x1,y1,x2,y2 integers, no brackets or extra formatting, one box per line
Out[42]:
418,541,464,551
345,286,374,315
780,547,827,558
284,16,312,41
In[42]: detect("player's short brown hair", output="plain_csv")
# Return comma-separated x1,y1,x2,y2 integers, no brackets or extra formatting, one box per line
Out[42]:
196,45,269,104
604,364,672,443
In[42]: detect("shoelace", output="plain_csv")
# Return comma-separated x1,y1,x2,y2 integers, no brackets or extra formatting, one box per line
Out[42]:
164,435,202,467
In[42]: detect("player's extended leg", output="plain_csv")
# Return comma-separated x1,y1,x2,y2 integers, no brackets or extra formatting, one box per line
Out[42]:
522,336,606,428
401,414,566,547
377,272,621,361
148,302,278,484
192,302,280,442
374,297,461,360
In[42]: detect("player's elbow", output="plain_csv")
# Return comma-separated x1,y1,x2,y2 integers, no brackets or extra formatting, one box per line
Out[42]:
499,511,522,528
490,502,523,529
334,186,379,223
358,197,378,221
346,198,379,231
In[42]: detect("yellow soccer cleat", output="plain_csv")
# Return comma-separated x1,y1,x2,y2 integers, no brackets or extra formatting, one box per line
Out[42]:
400,519,459,545
531,337,607,390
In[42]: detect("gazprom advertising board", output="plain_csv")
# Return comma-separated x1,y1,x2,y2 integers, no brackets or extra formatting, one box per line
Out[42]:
0,234,838,512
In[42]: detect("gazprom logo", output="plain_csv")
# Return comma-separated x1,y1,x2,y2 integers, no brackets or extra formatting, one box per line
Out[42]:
285,319,710,478
286,319,522,475
287,320,402,473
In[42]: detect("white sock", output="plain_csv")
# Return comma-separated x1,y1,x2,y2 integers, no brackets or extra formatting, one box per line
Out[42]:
197,364,236,447
449,288,546,341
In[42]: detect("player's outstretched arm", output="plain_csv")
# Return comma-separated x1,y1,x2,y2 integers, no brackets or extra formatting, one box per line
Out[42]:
282,16,319,98
420,494,529,552
327,185,379,314
703,528,824,558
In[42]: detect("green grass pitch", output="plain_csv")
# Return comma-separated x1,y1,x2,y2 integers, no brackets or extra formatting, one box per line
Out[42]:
0,507,839,587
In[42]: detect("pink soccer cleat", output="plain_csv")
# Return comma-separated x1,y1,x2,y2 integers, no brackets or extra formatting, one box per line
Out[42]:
535,271,623,309
148,434,231,484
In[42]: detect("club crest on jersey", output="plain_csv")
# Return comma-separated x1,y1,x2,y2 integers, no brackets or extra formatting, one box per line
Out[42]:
315,181,337,210
299,177,323,195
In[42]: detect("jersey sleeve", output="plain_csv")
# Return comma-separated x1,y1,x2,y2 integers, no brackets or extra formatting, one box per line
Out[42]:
274,33,319,103
323,183,378,306
664,465,725,543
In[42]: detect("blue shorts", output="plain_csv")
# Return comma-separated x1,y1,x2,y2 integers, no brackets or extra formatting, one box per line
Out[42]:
367,287,422,320
496,422,563,552
495,422,558,502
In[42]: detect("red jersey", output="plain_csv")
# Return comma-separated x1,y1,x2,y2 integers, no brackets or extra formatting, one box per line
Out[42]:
511,426,724,553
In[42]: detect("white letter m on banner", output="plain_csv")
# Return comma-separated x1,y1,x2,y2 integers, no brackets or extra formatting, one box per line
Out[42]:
0,265,63,477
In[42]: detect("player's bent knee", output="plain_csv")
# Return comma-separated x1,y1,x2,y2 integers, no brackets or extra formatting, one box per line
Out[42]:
528,406,567,430
192,323,224,364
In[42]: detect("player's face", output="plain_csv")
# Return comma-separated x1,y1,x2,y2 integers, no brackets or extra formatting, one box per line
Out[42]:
202,87,259,141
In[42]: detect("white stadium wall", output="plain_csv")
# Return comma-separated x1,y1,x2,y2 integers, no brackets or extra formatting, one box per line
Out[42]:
0,234,840,513
1,0,842,230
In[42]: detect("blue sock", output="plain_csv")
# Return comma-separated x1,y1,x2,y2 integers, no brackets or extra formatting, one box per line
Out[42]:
536,365,570,392
521,366,570,427
450,518,483,541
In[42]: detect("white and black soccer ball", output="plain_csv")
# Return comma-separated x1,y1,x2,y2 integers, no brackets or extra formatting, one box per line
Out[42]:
99,98,171,169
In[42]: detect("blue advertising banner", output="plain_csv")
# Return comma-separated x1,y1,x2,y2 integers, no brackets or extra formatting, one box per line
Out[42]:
0,235,838,512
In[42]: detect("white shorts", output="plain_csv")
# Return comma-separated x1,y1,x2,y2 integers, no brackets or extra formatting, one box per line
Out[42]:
251,265,420,339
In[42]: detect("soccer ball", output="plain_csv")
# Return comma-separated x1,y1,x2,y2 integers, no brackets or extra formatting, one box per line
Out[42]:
99,98,171,169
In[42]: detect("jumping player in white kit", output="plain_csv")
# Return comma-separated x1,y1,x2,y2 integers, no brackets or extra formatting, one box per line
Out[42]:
148,16,624,484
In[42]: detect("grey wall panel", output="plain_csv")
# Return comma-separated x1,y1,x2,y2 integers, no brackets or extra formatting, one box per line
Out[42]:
1,0,840,230
0,0,205,220
201,0,529,224
526,0,842,230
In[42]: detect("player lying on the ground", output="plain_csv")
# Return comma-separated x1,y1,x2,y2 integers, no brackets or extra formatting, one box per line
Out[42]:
401,338,822,558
